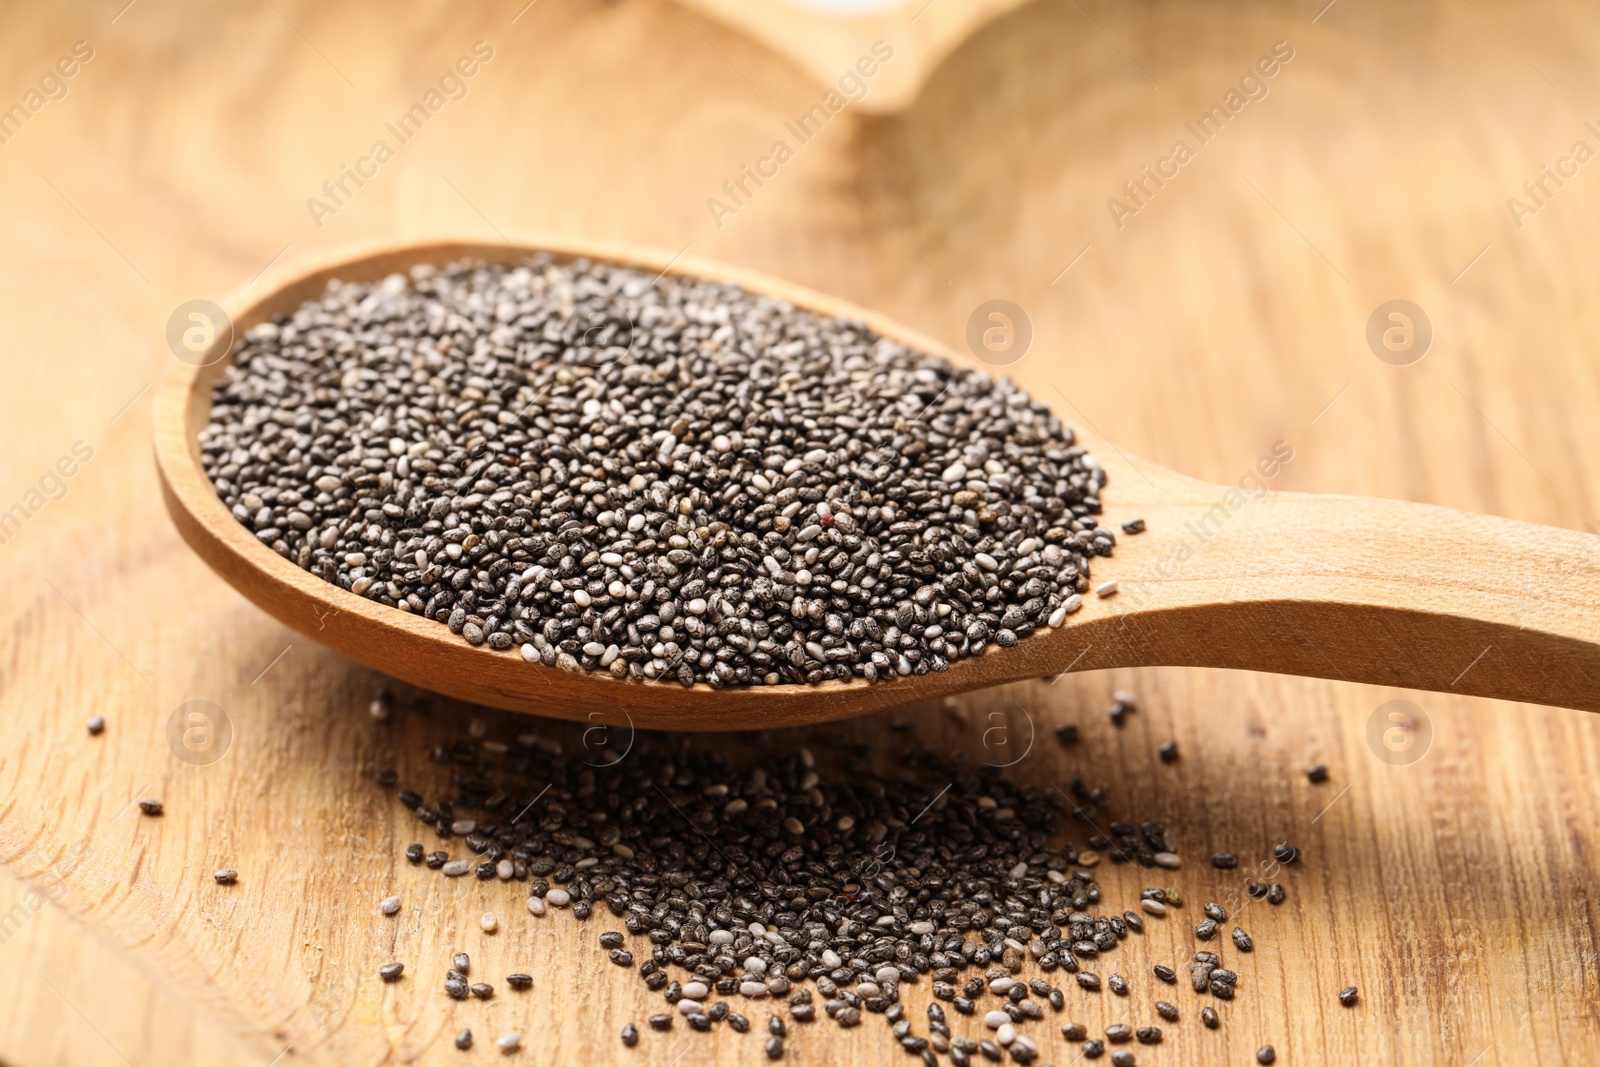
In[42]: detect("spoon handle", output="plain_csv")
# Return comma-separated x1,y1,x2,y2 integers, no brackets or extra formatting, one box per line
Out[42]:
1057,490,1600,712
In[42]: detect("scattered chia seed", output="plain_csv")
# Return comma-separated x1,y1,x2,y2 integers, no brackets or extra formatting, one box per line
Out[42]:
86,715,105,735
621,1022,639,1046
1120,519,1145,534
1201,1006,1219,1029
1258,1045,1276,1064
1111,1051,1135,1067
1157,741,1178,763
497,1032,521,1052
380,895,401,915
370,689,394,721
506,973,532,990
213,869,237,885
454,1029,472,1050
1308,763,1329,783
1082,1039,1105,1059
1054,724,1080,745
203,259,1125,690
367,687,1327,1061
378,962,404,982
1274,843,1299,864
137,800,163,816
1211,852,1238,869
1232,928,1254,952
1339,985,1359,1007
1267,883,1287,905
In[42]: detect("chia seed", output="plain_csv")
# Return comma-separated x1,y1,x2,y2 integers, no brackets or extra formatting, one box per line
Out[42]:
374,690,1322,1060
202,259,1121,690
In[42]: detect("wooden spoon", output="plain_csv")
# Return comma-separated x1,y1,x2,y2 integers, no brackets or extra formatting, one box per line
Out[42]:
153,238,1600,729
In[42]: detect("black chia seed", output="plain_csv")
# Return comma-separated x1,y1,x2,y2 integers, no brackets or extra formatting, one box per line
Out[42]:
374,689,1322,1060
201,258,1122,689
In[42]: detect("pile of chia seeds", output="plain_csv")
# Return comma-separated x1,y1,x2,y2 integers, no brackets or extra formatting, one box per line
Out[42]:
369,689,1338,1062
200,258,1122,687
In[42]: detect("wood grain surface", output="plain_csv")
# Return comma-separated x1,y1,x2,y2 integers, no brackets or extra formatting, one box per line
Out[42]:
2,0,1599,1065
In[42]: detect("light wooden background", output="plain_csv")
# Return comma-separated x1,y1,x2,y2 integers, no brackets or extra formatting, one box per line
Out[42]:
2,0,1599,1064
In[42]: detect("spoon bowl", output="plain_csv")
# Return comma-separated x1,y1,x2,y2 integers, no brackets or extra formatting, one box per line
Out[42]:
154,237,1600,728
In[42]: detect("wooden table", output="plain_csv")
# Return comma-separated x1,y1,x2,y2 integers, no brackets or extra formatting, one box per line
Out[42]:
2,0,1597,1063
